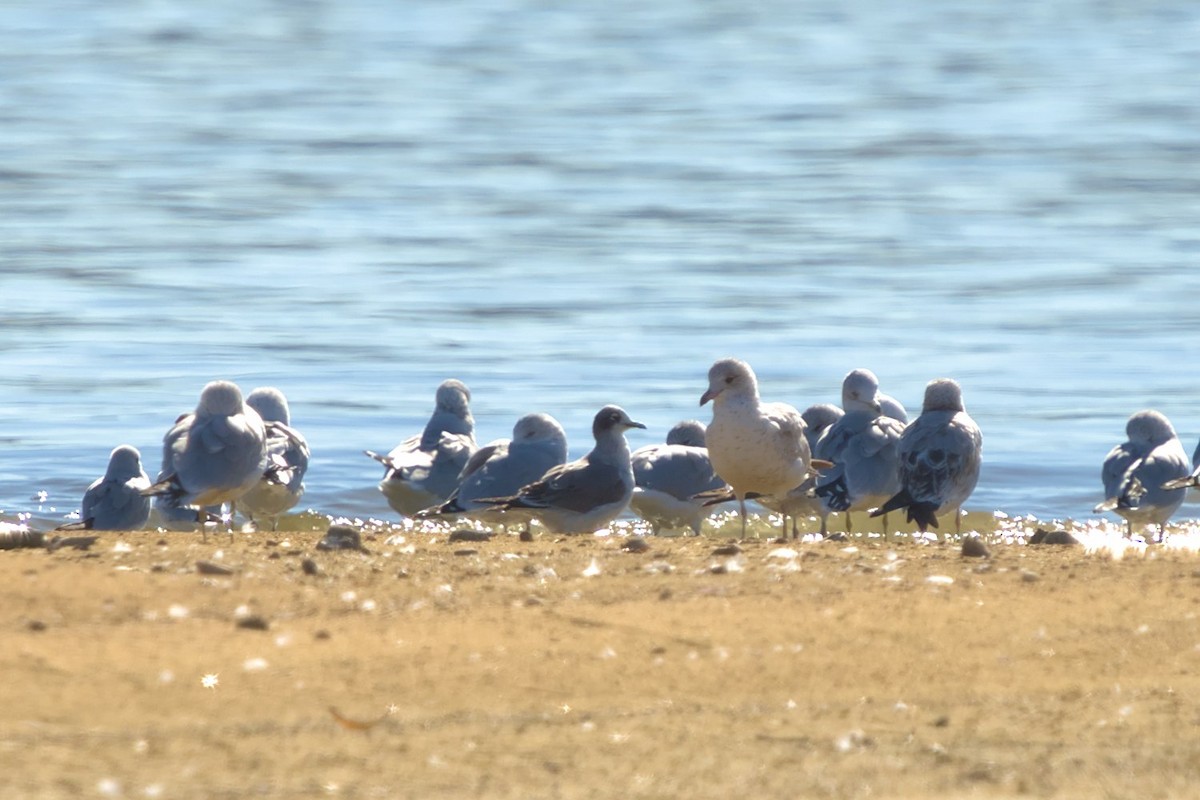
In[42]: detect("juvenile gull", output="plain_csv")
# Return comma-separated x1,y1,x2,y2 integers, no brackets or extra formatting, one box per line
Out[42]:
365,379,477,516
238,387,310,531
417,412,568,523
629,419,725,536
813,369,905,536
700,358,812,538
479,405,645,534
872,378,982,536
60,445,152,531
142,380,268,531
1096,409,1190,539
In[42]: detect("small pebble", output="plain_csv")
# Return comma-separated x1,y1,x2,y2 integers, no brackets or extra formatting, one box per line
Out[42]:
448,530,492,543
960,537,990,558
316,524,366,552
236,615,270,631
453,548,478,557
621,538,651,554
301,558,320,576
711,543,742,557
196,560,236,576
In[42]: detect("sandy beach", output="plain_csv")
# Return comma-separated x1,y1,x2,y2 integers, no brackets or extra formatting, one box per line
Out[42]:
3,514,1199,799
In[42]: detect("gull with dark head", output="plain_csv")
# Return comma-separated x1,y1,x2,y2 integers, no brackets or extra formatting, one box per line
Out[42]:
60,445,152,531
238,387,310,531
629,419,725,536
872,378,981,537
365,379,477,516
479,405,645,535
418,412,568,523
1097,409,1190,540
700,358,812,538
142,380,268,532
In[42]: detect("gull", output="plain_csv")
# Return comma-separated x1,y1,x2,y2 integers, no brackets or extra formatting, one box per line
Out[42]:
629,419,725,536
700,358,812,538
238,387,310,531
1096,409,1190,539
872,378,982,537
417,412,568,524
813,369,905,537
365,379,477,516
802,403,844,452
59,445,152,531
479,405,645,534
142,380,268,534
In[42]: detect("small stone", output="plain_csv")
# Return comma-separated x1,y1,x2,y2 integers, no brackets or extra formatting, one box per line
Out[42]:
824,532,849,542
621,538,651,554
1040,530,1080,546
196,560,236,576
453,548,478,557
235,615,270,631
960,537,990,558
518,529,534,542
26,619,47,632
448,530,492,543
1020,570,1040,583
314,629,332,640
711,543,742,556
316,524,366,552
301,558,320,576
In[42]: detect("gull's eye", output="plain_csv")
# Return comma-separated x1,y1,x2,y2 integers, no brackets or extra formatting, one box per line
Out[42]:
724,375,734,385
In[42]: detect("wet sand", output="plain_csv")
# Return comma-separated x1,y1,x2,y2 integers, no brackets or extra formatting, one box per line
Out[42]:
3,515,1199,799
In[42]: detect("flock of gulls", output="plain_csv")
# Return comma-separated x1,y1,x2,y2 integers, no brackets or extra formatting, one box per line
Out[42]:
58,358,1200,543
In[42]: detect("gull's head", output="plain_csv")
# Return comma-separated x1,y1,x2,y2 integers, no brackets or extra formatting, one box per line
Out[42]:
435,379,472,416
593,405,647,439
514,412,568,448
842,369,882,413
197,380,245,417
666,419,706,447
879,393,908,424
106,444,143,478
922,378,965,413
1126,410,1176,445
246,387,291,425
802,403,844,437
701,358,756,406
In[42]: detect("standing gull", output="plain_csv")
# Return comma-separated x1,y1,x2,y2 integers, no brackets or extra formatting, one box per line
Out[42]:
417,412,569,523
700,358,812,538
480,405,645,534
365,379,477,516
60,445,152,531
629,419,725,536
142,380,268,532
1096,409,1190,539
238,387,310,531
813,369,905,537
872,378,982,537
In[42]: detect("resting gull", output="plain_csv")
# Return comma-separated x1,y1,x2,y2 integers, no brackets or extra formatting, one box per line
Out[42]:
142,380,268,533
813,369,905,536
417,412,568,524
629,419,725,536
365,379,477,516
238,387,311,531
700,357,812,538
1096,409,1190,539
60,445,152,531
479,405,645,534
872,378,981,537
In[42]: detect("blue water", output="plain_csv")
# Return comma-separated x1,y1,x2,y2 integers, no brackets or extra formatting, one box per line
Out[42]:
3,1,1200,527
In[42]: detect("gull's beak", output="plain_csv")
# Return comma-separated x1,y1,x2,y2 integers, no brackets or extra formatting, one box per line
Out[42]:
700,387,718,406
627,420,647,430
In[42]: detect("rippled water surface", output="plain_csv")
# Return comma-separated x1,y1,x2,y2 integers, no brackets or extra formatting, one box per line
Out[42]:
3,1,1200,527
